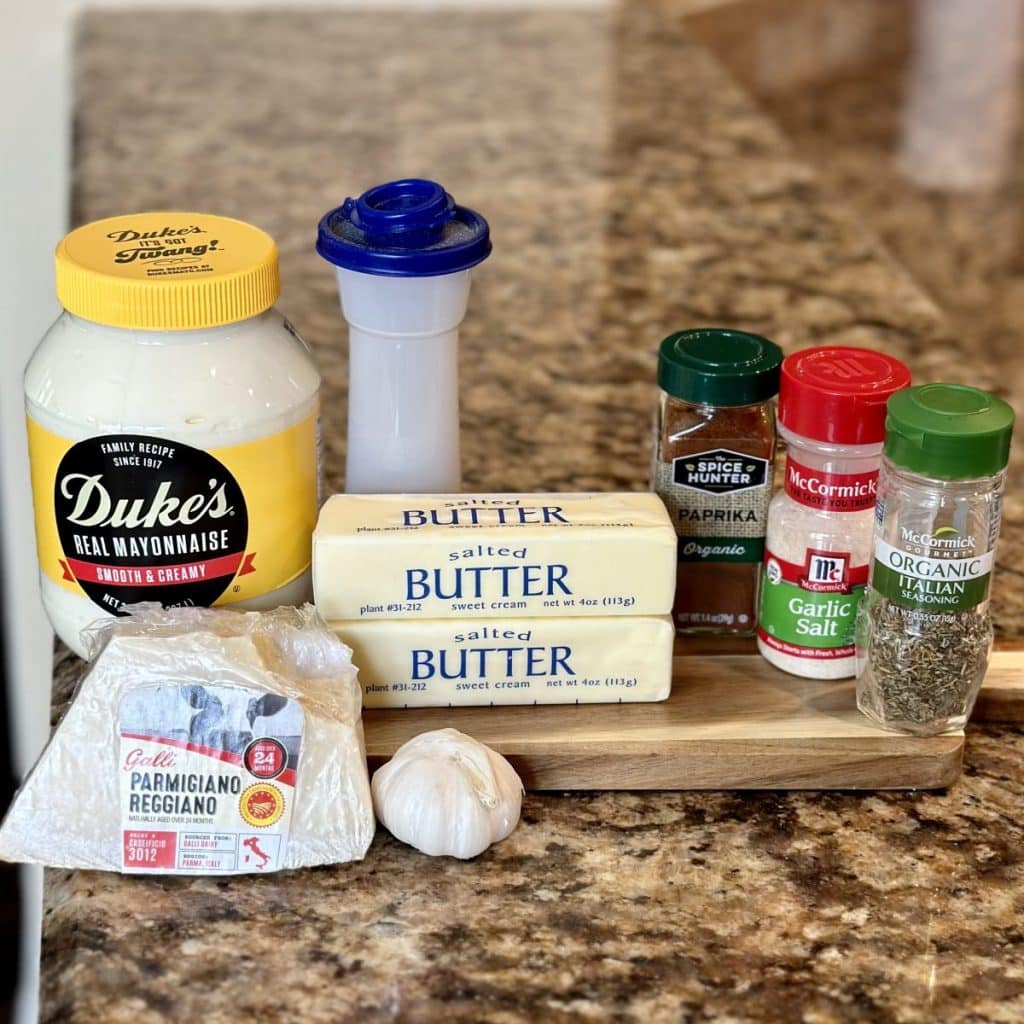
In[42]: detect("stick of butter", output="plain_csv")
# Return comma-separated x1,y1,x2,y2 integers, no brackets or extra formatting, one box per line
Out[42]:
333,615,675,707
314,493,676,621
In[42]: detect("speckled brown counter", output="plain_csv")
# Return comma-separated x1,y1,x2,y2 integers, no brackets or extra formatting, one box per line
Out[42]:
41,3,1024,1022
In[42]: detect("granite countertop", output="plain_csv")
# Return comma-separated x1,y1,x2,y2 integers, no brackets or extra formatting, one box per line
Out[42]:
41,3,1024,1021
684,0,1024,615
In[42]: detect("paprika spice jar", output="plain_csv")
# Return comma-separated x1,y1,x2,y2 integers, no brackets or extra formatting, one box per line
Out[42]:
652,328,782,635
24,212,321,657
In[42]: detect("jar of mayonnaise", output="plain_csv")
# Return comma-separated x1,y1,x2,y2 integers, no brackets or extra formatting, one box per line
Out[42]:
25,212,320,657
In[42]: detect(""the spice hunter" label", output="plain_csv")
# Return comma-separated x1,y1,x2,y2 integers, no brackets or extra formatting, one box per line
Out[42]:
758,548,869,660
27,411,318,615
654,448,772,564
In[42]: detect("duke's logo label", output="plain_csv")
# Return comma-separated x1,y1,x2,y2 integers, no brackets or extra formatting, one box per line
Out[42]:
53,434,250,614
672,450,769,495
104,224,215,267
29,411,319,613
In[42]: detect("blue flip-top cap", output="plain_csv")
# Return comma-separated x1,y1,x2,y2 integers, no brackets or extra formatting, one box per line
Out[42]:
316,178,491,277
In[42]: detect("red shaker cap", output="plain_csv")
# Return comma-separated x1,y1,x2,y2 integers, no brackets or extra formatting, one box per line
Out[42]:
779,346,912,445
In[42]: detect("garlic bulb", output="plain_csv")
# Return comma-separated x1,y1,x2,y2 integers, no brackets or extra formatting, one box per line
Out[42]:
371,729,523,859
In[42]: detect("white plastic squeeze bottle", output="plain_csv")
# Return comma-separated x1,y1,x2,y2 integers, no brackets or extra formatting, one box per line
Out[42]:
317,179,491,493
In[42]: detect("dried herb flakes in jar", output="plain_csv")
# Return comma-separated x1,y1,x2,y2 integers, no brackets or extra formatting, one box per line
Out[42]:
855,384,1015,735
859,600,992,728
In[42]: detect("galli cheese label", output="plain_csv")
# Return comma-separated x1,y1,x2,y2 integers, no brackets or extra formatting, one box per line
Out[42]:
27,412,317,615
119,683,303,874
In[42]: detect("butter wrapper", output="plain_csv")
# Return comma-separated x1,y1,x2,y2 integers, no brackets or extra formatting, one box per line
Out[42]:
333,615,675,708
314,493,676,621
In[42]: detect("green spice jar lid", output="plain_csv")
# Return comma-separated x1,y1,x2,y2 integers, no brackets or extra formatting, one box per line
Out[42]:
657,328,782,407
885,384,1015,479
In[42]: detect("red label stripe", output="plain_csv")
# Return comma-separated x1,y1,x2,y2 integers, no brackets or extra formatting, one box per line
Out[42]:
62,551,256,587
767,552,868,591
784,457,878,513
122,732,244,766
121,732,296,787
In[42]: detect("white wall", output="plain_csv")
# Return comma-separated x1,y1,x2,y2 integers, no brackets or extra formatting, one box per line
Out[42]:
2,0,67,780
2,5,71,1022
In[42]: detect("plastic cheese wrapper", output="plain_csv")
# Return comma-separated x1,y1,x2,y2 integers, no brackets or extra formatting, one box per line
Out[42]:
0,604,375,874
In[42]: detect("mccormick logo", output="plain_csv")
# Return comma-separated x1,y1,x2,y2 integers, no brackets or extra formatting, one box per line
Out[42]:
800,550,851,594
814,353,881,381
672,449,768,495
898,526,975,552
785,459,877,512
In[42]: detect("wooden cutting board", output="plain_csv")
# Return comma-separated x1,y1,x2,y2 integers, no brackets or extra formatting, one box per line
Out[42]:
359,640,1024,792
974,645,1024,721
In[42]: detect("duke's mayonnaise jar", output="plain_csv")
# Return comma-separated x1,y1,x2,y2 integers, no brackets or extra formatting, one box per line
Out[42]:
24,212,320,656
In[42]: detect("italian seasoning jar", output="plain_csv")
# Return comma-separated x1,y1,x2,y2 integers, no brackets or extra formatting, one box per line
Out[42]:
25,213,321,657
757,348,911,678
855,384,1014,735
652,328,782,635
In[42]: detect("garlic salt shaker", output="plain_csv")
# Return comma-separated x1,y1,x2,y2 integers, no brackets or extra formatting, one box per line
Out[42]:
757,348,911,679
316,179,491,494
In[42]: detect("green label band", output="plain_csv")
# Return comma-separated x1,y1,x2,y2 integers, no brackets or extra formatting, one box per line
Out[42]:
678,537,764,564
871,560,991,611
758,574,864,651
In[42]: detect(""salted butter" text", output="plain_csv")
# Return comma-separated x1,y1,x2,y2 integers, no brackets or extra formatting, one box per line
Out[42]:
405,564,571,601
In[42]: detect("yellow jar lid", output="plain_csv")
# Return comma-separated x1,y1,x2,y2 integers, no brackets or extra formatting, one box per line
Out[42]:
55,212,280,330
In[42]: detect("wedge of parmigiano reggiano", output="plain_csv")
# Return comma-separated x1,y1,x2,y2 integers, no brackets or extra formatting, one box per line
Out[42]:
0,605,375,874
